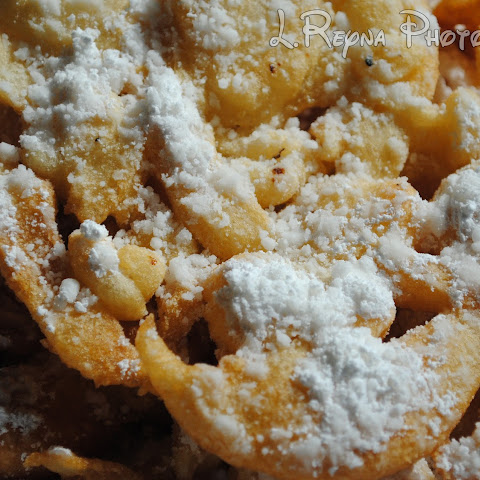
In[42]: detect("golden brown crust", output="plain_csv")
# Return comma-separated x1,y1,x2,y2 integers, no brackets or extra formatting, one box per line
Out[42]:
0,1,480,478
0,169,148,387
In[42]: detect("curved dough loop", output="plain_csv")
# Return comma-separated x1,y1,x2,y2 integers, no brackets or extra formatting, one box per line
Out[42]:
137,312,480,480
0,166,148,387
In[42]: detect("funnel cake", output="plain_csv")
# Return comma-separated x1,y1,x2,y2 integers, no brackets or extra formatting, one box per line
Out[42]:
0,0,479,479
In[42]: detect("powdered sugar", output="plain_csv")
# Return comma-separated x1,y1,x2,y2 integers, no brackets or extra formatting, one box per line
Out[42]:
2,164,44,199
146,51,261,227
430,164,480,241
216,254,394,352
117,358,141,379
0,166,50,275
417,163,480,302
435,423,480,479
1,3,478,478
165,253,217,301
292,328,440,473
88,241,120,278
188,1,241,50
211,249,459,473
0,143,19,167
77,220,121,278
21,27,141,157
73,287,98,313
146,56,215,185
53,278,80,310
80,220,109,241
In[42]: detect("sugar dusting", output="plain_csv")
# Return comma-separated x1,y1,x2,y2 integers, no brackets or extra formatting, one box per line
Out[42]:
435,423,480,479
214,253,454,472
0,1,479,477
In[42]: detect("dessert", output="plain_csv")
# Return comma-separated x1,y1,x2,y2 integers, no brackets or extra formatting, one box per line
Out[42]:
0,1,479,479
